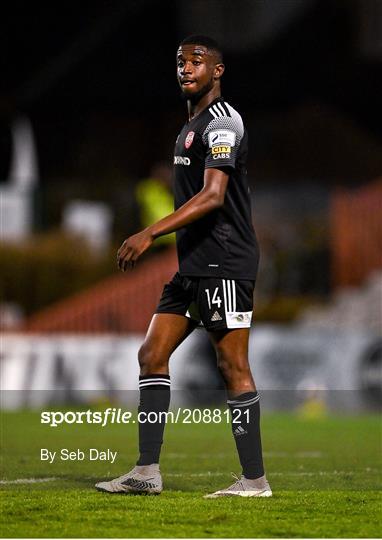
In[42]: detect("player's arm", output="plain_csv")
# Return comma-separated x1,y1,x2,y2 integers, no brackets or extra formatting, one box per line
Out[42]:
117,167,228,271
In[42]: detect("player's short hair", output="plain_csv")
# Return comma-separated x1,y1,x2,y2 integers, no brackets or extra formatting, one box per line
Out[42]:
179,35,223,62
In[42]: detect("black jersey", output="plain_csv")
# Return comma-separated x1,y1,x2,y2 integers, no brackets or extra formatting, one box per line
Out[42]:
173,97,259,280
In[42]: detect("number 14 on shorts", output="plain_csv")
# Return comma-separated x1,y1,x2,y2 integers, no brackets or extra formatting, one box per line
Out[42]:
205,287,222,309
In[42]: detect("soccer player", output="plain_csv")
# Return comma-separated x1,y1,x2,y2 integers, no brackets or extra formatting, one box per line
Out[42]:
95,35,272,498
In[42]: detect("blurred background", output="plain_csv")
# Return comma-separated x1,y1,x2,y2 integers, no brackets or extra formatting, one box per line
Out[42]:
1,0,381,411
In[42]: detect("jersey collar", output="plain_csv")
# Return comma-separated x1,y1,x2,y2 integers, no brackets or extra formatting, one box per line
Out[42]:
188,96,224,123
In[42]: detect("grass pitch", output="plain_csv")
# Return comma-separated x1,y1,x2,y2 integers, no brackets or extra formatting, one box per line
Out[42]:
0,409,381,538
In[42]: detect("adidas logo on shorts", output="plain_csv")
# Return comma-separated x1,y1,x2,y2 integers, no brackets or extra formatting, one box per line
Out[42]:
211,311,222,321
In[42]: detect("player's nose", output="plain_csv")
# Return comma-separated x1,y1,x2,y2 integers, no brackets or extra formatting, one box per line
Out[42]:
181,60,193,75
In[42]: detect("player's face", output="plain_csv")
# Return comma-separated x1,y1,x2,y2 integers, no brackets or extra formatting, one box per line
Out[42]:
176,44,219,101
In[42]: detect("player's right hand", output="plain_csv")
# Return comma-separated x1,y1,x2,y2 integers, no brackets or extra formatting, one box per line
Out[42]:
117,229,154,271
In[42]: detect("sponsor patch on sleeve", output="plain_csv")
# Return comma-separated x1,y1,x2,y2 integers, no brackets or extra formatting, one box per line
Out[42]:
208,129,236,148
211,145,231,155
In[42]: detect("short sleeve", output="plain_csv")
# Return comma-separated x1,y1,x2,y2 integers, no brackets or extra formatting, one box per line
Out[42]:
202,104,244,170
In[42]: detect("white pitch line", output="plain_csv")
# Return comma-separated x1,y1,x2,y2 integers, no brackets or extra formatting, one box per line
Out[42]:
166,472,226,477
165,469,377,478
295,451,323,458
0,477,58,485
264,451,324,458
165,451,324,459
270,469,379,477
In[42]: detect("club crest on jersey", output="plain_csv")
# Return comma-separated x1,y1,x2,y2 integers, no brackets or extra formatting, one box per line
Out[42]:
185,131,195,149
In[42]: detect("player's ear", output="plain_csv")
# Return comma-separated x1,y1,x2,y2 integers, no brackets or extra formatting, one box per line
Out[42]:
214,63,225,80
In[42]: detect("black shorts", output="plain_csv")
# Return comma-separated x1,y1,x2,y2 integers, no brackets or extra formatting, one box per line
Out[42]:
156,272,255,331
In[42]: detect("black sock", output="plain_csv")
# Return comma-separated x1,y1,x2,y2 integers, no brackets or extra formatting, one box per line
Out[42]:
136,374,171,466
228,391,265,479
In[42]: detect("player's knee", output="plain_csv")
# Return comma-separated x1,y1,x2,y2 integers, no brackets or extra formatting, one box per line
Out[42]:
138,342,168,374
217,353,251,381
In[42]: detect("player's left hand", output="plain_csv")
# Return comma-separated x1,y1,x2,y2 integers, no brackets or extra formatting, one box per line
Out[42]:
117,229,154,271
